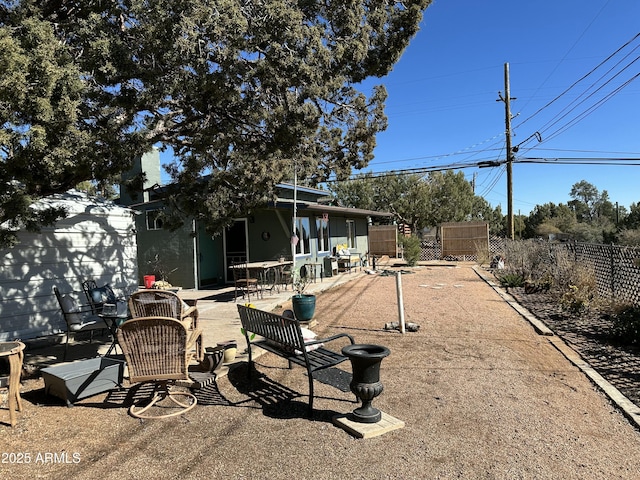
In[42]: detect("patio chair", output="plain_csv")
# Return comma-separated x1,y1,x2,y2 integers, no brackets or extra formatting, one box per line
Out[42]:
279,263,293,291
128,289,203,362
232,261,261,302
117,316,203,419
259,266,280,296
53,287,109,360
81,279,119,314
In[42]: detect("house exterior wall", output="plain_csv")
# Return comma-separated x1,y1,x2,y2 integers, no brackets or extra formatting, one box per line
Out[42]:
0,191,138,342
134,208,197,288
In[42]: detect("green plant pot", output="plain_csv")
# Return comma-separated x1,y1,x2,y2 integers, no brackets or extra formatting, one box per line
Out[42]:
292,294,316,321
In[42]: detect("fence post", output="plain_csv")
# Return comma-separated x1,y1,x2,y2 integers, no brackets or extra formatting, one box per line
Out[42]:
610,243,616,301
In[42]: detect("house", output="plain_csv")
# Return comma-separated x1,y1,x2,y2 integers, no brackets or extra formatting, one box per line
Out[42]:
0,190,138,342
120,151,392,289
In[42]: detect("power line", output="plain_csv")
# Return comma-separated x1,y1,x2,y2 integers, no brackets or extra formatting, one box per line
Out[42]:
516,0,612,115
518,157,640,166
514,30,640,130
541,71,640,144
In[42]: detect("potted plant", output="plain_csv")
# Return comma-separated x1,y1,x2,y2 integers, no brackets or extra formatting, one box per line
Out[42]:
291,272,316,322
145,253,178,289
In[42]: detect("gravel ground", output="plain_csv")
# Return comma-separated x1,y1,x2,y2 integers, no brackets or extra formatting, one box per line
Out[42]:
511,288,640,412
3,263,640,479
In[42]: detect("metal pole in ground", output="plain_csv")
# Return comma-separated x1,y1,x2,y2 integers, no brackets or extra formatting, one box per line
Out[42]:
396,271,406,334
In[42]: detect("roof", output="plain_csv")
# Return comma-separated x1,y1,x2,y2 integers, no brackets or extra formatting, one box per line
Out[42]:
33,190,136,218
272,198,393,217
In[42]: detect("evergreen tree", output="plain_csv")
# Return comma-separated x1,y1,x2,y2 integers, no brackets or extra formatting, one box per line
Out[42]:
0,0,431,247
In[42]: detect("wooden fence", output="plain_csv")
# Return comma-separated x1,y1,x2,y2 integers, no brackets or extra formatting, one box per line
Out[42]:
440,222,489,258
368,225,400,257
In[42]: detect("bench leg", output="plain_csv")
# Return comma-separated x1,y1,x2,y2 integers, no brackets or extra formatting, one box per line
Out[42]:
246,344,253,378
306,367,314,416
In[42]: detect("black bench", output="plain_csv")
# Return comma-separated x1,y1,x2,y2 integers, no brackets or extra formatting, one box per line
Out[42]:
237,304,355,415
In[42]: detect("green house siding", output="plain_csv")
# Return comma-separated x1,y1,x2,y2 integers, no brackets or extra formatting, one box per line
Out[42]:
133,205,377,289
123,157,388,289
135,211,196,288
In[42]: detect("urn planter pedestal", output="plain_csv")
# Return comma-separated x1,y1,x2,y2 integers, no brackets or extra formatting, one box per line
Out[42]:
342,344,390,423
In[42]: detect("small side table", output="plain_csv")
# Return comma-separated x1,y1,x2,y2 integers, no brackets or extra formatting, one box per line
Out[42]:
1,341,25,427
99,305,129,357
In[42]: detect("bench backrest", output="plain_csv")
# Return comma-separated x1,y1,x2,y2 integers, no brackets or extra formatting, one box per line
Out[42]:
237,305,306,351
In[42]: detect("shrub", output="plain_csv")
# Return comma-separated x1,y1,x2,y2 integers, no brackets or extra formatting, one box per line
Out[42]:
610,304,640,345
497,273,525,288
559,264,597,315
401,235,421,267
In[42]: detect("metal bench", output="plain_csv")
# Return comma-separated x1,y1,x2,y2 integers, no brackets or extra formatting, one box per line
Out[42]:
237,305,355,415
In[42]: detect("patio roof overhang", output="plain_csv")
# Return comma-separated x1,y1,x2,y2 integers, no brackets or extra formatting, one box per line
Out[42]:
271,199,393,218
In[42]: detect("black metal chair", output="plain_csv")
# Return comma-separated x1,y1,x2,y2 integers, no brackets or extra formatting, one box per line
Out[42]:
53,287,109,360
81,279,118,314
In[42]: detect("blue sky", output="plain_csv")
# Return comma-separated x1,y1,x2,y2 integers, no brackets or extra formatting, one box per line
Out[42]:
361,0,640,215
161,1,639,216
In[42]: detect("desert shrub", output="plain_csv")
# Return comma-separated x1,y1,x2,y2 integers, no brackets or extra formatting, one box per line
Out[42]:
610,304,640,345
498,239,560,288
401,235,421,266
559,263,597,315
498,239,594,296
497,273,525,288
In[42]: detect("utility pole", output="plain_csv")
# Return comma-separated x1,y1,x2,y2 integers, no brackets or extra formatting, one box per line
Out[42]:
497,62,516,240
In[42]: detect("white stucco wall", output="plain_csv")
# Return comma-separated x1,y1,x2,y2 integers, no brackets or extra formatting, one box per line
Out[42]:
0,190,138,341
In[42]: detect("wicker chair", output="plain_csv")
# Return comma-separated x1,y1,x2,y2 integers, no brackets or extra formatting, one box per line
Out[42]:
117,316,203,419
128,290,203,362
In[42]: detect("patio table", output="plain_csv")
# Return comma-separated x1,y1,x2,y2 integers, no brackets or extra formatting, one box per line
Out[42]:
232,260,293,295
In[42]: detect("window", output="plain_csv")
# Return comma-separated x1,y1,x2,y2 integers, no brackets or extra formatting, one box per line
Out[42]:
316,216,330,253
295,217,311,255
346,219,356,249
146,209,164,230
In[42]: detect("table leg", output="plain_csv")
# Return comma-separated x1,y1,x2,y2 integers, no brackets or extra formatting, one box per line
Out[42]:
8,349,23,427
103,318,120,356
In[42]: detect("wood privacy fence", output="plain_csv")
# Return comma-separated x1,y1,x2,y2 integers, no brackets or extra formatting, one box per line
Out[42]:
561,242,640,306
368,225,400,257
441,222,489,258
421,232,502,261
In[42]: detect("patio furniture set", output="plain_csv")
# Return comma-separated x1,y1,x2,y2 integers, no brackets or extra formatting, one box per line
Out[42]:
3,272,385,429
231,259,295,302
32,283,210,421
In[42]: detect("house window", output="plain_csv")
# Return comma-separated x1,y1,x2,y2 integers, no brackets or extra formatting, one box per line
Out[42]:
346,219,356,249
146,209,164,230
316,216,330,253
295,217,311,255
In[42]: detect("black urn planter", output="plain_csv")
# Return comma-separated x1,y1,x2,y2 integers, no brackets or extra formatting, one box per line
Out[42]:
342,344,390,423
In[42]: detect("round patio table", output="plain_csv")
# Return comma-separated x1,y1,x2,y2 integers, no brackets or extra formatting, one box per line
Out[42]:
1,341,25,427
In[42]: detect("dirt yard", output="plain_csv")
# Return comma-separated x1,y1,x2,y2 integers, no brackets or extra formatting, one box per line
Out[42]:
3,264,640,479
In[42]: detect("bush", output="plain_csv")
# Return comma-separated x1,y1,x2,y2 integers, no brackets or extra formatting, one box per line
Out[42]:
401,235,421,267
497,273,524,288
559,264,597,315
610,304,640,345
